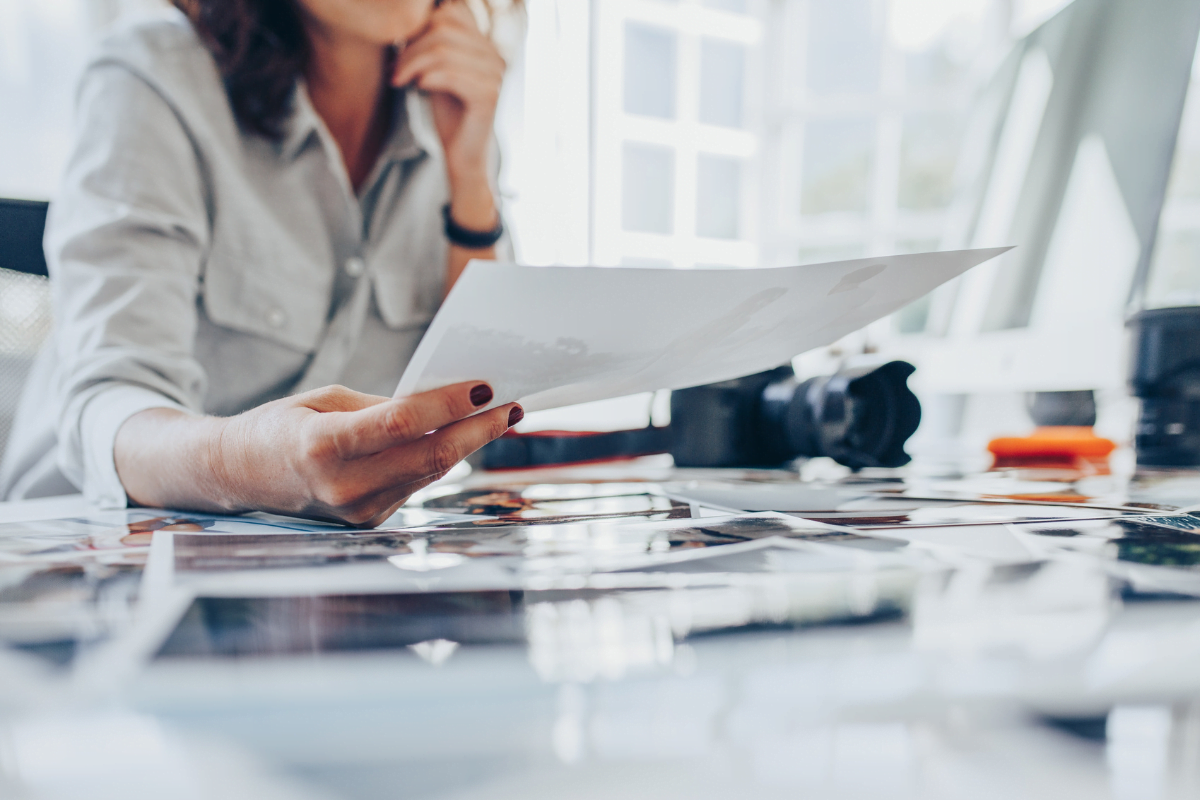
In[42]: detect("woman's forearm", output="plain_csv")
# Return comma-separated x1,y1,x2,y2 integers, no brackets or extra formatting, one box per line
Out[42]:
111,383,520,526
114,407,236,512
444,171,498,293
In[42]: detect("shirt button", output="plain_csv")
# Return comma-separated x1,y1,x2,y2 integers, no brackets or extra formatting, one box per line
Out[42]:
344,256,366,277
266,307,287,328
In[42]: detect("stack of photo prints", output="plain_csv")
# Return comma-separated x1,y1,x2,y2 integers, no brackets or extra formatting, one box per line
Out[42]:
4,469,1200,669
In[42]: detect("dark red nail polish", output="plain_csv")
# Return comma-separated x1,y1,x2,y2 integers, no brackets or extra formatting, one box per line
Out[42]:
508,405,524,426
470,384,493,407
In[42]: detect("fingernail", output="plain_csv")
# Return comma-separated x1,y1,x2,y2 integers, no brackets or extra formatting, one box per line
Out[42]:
508,405,524,426
470,384,493,407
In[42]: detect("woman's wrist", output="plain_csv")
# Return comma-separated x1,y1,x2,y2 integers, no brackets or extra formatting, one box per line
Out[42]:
446,170,497,231
115,408,237,513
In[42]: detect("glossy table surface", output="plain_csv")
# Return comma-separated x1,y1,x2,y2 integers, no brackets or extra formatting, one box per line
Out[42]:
5,456,1200,799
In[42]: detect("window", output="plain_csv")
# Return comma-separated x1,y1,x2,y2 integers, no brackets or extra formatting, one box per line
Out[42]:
0,0,165,199
1143,43,1200,309
592,0,761,269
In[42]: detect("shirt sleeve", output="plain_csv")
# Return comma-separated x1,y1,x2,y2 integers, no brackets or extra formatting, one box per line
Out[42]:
48,63,211,507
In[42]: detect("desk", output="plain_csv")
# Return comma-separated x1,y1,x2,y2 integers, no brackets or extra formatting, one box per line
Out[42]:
4,460,1200,799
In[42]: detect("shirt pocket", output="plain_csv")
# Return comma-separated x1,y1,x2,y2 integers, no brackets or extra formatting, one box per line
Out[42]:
199,244,332,354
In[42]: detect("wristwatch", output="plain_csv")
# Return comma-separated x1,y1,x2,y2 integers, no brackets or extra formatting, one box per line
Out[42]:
442,203,504,249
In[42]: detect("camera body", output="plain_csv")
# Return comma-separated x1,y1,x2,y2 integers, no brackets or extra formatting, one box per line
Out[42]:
669,361,921,470
1129,307,1200,466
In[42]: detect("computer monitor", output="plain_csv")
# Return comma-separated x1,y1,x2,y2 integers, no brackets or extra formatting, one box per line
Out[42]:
884,0,1200,397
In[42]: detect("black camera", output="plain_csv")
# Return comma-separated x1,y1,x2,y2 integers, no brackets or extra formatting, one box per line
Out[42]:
669,361,922,470
1129,307,1200,466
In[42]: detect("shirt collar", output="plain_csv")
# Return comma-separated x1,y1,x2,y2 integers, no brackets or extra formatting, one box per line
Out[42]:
279,80,322,161
278,81,436,165
390,88,441,163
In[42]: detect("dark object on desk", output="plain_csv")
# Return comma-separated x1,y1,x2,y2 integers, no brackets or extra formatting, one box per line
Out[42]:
1129,307,1200,466
479,361,922,471
0,198,52,464
480,426,671,470
0,198,49,277
988,390,1114,471
670,361,921,470
1028,390,1097,427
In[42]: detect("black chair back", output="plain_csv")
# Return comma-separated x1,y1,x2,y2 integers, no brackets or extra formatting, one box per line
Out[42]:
0,198,51,475
0,198,49,277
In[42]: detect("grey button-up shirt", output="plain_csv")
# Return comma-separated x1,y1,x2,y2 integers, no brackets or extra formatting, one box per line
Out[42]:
0,11,501,505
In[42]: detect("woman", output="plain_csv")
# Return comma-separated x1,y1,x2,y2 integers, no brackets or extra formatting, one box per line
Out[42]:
0,0,523,527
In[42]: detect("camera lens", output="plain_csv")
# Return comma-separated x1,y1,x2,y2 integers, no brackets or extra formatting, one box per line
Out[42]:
1129,307,1200,466
669,361,922,469
759,361,921,469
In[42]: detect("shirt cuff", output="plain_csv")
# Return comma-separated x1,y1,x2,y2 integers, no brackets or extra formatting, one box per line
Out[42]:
79,385,189,509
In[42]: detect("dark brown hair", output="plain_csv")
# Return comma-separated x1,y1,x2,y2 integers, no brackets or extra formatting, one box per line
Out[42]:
174,0,308,140
175,0,525,141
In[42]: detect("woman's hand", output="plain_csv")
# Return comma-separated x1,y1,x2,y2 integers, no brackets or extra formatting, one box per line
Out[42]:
115,381,521,528
393,0,505,232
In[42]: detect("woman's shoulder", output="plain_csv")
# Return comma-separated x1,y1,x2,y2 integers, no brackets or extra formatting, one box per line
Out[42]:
80,8,239,145
86,9,226,110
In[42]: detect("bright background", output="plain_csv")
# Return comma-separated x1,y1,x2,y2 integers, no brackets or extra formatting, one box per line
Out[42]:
4,0,1200,463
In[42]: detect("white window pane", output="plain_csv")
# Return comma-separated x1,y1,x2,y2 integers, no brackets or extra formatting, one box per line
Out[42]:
623,143,675,234
893,294,933,333
891,239,940,333
807,0,880,96
696,155,741,239
1145,230,1200,307
905,48,967,93
704,0,748,13
624,23,677,119
801,118,876,215
620,257,673,267
0,0,91,198
699,39,745,129
898,114,962,210
1138,46,1200,309
798,243,865,264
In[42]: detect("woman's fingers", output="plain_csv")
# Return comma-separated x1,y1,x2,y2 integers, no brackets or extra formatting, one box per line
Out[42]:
349,469,453,529
321,381,496,460
326,402,519,525
394,29,501,90
432,0,484,35
361,402,519,483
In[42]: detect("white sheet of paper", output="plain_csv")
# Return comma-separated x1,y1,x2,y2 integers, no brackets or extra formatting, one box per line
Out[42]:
395,248,1010,412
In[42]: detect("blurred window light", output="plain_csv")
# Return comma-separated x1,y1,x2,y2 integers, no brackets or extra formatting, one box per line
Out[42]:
888,0,989,53
891,238,940,332
904,47,967,92
591,0,760,270
761,0,1010,273
898,113,962,210
699,38,746,128
0,0,167,200
798,243,865,266
801,117,876,216
624,22,678,119
1142,36,1200,309
807,0,882,96
696,154,742,239
622,143,676,234
704,0,748,12
0,0,91,199
1011,0,1075,39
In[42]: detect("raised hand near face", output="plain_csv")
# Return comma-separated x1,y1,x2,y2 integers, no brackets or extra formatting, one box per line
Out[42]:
393,0,506,230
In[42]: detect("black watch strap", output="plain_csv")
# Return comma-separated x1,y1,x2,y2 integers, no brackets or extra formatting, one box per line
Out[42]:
442,203,504,249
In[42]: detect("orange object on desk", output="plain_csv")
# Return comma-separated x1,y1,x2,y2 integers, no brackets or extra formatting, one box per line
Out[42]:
987,426,1117,471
